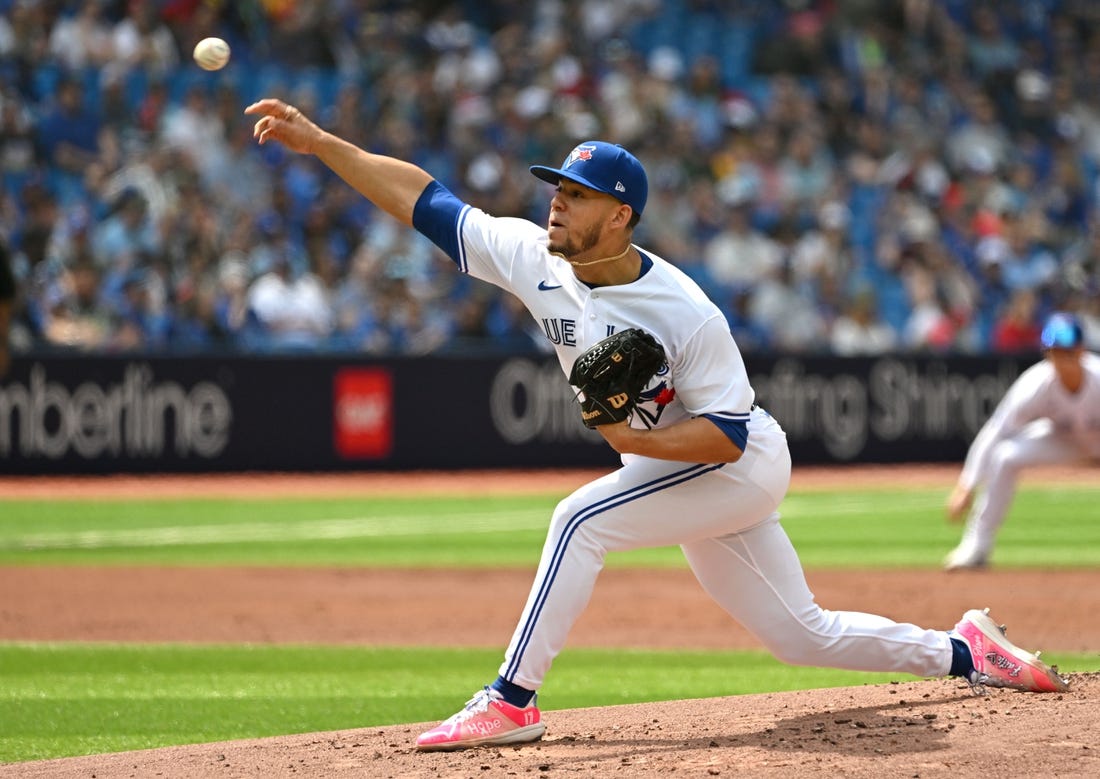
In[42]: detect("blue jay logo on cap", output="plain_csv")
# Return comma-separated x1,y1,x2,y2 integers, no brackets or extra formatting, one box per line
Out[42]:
567,146,594,165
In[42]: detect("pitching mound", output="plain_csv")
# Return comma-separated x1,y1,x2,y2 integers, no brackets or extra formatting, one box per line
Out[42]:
5,674,1096,779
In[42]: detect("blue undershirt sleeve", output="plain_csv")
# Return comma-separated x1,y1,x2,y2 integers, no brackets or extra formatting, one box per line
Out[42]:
411,180,468,270
701,413,748,452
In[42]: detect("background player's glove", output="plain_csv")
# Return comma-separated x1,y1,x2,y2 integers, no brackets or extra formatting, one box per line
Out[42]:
568,328,667,428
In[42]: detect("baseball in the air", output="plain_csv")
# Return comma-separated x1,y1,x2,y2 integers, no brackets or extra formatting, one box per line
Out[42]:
193,37,230,71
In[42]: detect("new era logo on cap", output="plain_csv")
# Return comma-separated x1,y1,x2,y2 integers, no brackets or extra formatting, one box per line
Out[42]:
530,141,649,216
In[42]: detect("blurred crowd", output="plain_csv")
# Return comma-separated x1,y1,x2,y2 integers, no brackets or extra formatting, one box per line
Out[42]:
1,0,1099,360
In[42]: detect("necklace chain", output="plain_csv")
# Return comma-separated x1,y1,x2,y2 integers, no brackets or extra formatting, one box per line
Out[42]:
550,244,633,267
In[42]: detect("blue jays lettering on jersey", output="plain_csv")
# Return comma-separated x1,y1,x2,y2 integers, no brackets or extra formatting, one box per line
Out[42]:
540,317,576,347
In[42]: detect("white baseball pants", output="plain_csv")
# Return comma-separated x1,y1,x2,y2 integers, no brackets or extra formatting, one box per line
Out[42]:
499,407,953,690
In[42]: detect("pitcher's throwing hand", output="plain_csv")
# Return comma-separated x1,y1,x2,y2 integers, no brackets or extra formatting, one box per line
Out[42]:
245,99,322,155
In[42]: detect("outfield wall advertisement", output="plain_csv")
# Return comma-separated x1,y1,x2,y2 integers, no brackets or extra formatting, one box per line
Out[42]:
0,353,1031,474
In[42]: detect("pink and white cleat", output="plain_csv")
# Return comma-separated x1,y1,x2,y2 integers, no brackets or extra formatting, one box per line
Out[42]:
416,687,545,751
953,608,1070,694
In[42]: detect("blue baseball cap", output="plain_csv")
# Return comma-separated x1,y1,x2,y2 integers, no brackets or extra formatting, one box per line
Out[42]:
530,141,648,217
1040,312,1084,350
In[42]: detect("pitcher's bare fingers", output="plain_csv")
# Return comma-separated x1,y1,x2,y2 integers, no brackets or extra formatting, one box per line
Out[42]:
245,98,281,131
244,99,318,154
244,98,289,118
245,98,290,143
245,98,283,142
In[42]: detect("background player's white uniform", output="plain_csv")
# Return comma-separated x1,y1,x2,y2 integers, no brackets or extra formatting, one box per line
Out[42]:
423,193,955,690
949,352,1100,567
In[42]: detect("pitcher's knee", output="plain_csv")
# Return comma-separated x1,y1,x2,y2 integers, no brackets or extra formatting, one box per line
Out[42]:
548,494,590,537
769,640,831,667
551,492,633,552
545,501,613,562
758,614,839,667
989,443,1025,476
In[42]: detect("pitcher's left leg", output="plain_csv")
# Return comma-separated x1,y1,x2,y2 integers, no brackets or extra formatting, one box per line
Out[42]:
499,462,726,690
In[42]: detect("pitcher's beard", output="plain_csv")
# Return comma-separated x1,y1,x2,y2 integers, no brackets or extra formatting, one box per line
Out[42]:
548,222,602,260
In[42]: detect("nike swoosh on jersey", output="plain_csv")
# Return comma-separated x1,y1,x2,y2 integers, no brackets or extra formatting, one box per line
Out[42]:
538,280,562,291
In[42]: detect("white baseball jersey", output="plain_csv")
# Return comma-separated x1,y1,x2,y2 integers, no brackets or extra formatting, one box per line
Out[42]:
412,181,956,692
460,213,755,433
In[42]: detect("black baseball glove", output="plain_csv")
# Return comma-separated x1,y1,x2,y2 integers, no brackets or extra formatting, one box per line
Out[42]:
568,328,667,428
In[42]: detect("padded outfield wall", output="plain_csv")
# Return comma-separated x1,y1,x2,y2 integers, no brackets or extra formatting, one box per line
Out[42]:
0,353,1032,474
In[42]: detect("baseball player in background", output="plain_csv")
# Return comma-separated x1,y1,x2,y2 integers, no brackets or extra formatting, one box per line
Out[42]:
944,312,1100,570
246,98,1070,752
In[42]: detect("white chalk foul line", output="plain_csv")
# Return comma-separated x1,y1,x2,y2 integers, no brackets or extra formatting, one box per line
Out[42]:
3,495,944,551
2,509,549,551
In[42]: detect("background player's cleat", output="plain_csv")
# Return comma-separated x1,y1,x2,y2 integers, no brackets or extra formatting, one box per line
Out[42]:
943,543,988,572
415,687,545,751
952,608,1070,694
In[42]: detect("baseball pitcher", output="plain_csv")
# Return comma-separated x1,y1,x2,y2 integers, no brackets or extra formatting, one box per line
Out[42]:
246,98,1070,752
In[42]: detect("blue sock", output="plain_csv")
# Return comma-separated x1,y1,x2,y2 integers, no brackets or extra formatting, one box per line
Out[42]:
491,676,535,707
949,637,974,677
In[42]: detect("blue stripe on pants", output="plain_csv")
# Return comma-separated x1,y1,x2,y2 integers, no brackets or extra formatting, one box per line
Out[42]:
504,462,723,681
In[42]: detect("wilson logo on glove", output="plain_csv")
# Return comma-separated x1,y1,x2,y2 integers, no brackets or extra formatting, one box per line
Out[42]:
569,328,667,428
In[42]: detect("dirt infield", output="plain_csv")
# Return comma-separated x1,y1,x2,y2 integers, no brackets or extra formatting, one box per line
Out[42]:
2,463,1096,498
1,465,1098,778
6,675,1097,779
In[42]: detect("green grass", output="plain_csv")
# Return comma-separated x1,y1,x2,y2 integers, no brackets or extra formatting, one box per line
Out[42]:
2,483,1099,763
3,642,1095,763
1,486,1099,568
